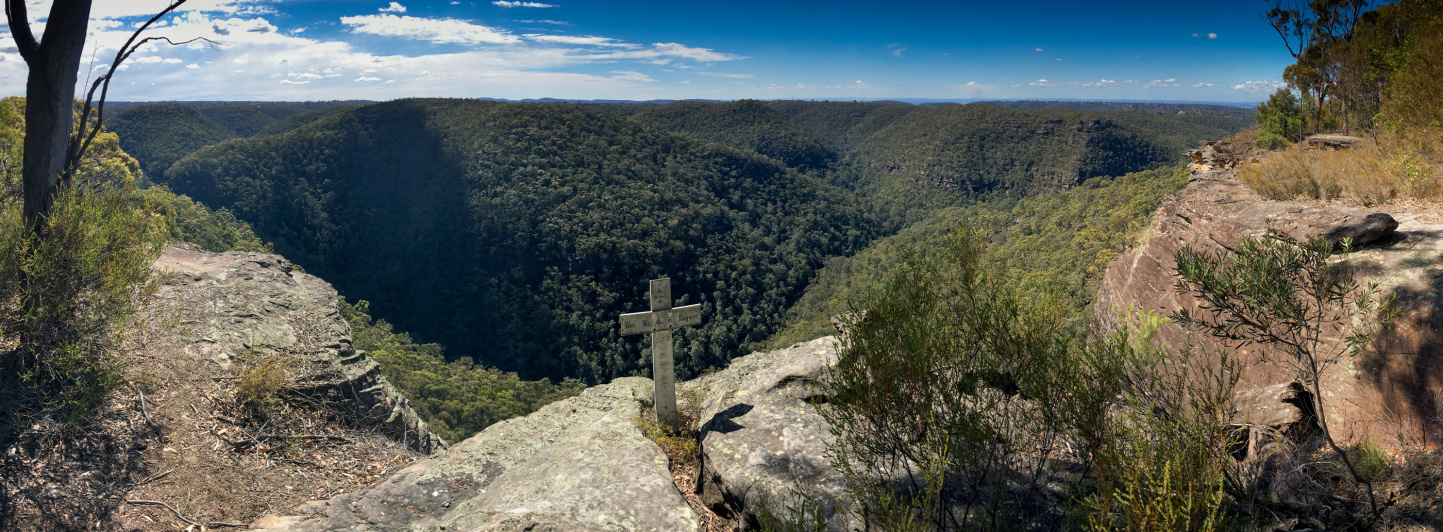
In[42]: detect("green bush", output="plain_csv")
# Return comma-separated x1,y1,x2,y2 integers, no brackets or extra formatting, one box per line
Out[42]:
0,184,167,422
133,185,271,253
1255,131,1289,151
1255,89,1305,147
1072,308,1237,532
821,227,1077,530
818,227,1238,531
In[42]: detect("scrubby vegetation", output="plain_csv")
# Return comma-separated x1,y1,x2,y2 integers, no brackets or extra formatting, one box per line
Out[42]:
771,165,1189,347
819,228,1240,530
1241,0,1443,203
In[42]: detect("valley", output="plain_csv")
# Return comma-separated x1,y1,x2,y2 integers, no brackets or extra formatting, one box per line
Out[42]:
116,98,1247,388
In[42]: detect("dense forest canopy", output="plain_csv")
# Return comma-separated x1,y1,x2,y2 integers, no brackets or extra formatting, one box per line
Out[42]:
161,98,881,382
133,97,1250,385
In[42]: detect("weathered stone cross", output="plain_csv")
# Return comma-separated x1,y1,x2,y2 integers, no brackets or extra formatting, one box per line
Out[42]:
619,278,702,431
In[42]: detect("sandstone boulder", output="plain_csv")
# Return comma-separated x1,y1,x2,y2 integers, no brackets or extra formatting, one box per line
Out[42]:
251,377,699,532
684,337,855,531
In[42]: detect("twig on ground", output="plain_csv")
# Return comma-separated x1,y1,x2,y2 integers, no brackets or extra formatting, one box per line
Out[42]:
125,499,196,526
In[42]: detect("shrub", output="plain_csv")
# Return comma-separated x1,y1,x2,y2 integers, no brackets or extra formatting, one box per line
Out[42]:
1173,234,1398,517
821,226,1077,530
235,348,294,408
818,226,1239,531
1255,132,1289,152
1255,89,1305,146
0,184,166,422
1071,308,1238,532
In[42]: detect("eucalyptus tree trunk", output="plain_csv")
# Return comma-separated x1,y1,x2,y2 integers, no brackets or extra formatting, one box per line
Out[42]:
6,0,94,230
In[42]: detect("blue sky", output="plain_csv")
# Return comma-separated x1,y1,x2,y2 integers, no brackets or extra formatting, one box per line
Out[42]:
0,0,1296,102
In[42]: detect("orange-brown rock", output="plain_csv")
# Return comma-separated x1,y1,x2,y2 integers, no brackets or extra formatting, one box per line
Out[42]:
1096,157,1443,449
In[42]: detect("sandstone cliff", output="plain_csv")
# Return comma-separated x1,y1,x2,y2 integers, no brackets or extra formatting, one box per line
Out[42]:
1095,146,1443,447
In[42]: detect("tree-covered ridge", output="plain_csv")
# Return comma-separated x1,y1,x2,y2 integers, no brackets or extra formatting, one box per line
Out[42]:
108,104,235,181
254,105,363,137
108,102,364,181
603,100,839,170
854,105,1214,196
765,100,919,151
771,164,1190,347
164,98,880,383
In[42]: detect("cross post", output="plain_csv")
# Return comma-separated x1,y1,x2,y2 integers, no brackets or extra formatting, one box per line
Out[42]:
619,278,702,431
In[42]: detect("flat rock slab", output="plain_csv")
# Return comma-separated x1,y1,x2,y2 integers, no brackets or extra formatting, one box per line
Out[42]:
252,377,700,532
684,337,855,531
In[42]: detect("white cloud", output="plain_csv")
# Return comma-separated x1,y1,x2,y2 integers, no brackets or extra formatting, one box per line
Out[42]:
650,42,741,62
609,70,655,83
1233,80,1288,95
696,72,752,79
294,72,323,79
341,14,520,44
1029,79,1055,87
523,34,635,47
279,79,309,85
891,47,905,57
186,63,199,68
380,2,407,13
1034,47,1043,52
1194,82,1213,88
953,81,998,97
493,1,556,7
1208,33,1218,39
356,76,382,82
1163,78,1176,82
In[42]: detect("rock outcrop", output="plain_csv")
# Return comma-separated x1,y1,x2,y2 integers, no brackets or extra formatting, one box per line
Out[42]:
252,377,699,532
1095,150,1443,447
251,337,859,531
156,244,446,454
684,337,853,530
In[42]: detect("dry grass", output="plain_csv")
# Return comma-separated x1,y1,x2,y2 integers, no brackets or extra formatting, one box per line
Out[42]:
1239,139,1443,206
636,395,736,532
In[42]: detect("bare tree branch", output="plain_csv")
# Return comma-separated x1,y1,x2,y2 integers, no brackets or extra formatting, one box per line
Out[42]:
63,0,204,185
3,0,38,62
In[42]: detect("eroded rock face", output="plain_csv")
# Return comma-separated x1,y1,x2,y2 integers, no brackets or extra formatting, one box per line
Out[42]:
683,337,855,531
251,377,700,532
1095,162,1443,447
155,244,446,454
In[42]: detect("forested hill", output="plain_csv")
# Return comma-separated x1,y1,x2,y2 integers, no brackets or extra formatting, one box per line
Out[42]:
607,101,1245,210
110,101,361,180
599,100,838,170
162,98,880,383
144,97,1249,386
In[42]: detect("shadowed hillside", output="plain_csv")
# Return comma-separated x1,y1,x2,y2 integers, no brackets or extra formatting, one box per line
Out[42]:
163,98,880,383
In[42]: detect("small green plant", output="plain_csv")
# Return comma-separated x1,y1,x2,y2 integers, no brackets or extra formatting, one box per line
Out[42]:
1256,132,1290,152
1348,440,1392,484
235,349,294,408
